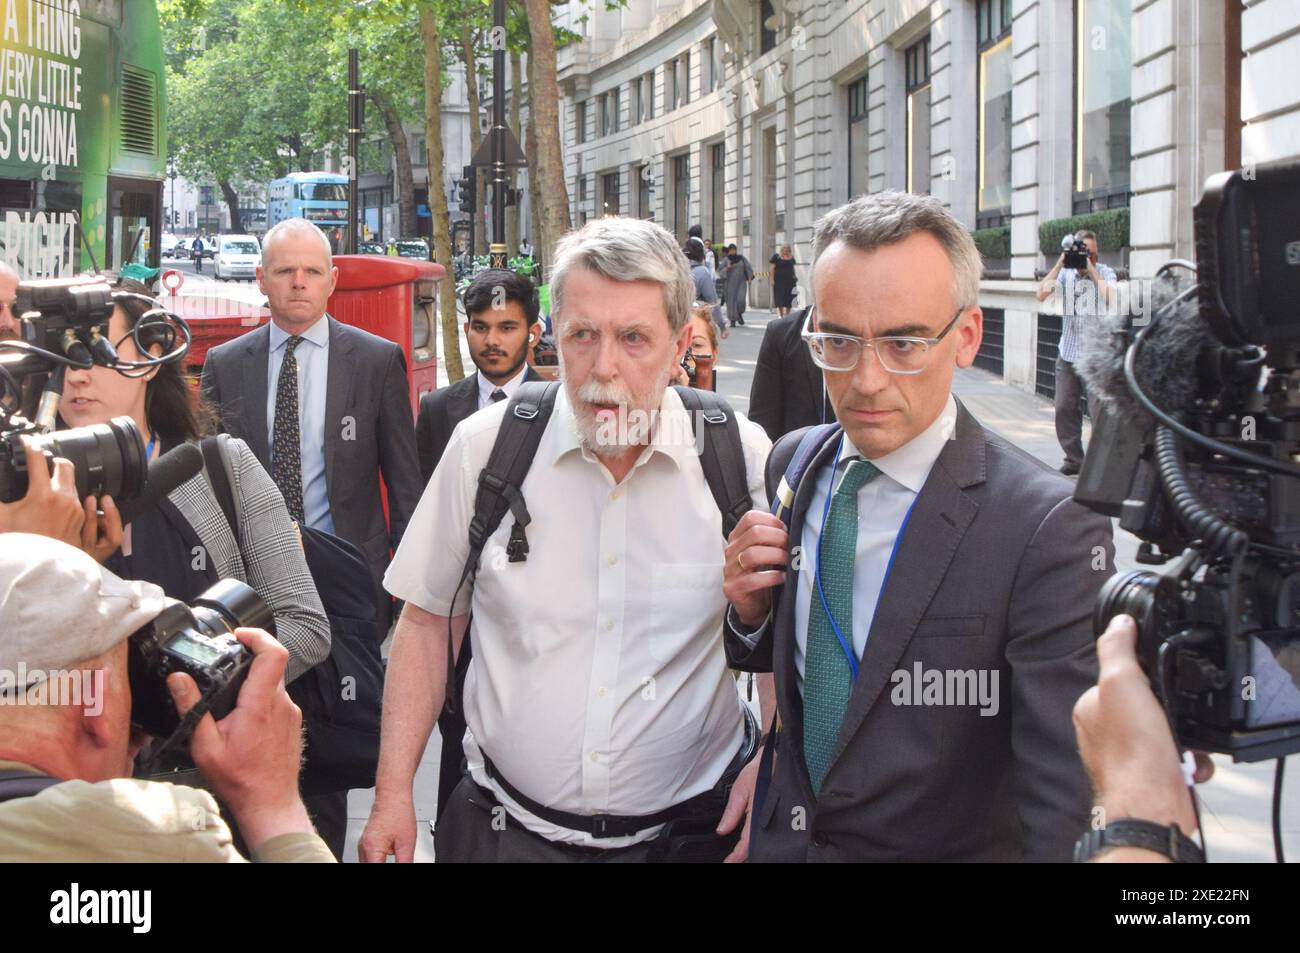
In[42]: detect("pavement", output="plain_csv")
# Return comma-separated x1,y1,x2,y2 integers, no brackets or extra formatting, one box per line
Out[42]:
168,271,1290,863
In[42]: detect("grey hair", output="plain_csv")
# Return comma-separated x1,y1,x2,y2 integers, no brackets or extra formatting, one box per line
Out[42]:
550,217,694,333
261,217,333,265
811,191,982,310
1075,229,1098,242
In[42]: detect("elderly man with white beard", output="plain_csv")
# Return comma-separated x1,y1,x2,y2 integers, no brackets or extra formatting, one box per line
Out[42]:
360,217,773,863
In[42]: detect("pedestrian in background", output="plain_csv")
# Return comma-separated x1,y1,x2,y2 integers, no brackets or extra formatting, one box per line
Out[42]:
686,240,726,339
722,244,753,327
769,244,798,318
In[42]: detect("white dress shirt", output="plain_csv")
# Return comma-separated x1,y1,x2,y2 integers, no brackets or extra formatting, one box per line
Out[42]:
790,395,957,693
266,316,335,534
475,364,530,410
385,385,772,846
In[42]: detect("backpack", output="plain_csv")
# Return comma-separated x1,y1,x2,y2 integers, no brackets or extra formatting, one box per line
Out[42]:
200,435,384,796
442,381,754,714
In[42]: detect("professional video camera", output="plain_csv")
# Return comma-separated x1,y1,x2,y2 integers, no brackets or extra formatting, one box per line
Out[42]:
0,275,191,505
1074,158,1300,765
1061,233,1091,271
130,579,272,761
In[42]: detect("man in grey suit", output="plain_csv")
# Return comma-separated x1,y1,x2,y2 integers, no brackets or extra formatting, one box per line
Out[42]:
202,219,421,640
722,192,1112,862
201,218,421,854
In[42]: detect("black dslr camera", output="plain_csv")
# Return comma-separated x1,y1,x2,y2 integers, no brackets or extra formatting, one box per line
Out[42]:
1061,234,1091,272
0,275,188,504
129,579,272,740
1075,158,1300,761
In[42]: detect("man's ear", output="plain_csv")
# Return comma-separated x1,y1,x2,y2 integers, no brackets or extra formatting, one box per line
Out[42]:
528,321,542,344
953,307,984,369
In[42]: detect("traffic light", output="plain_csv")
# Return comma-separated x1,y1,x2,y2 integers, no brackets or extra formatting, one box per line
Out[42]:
458,166,476,213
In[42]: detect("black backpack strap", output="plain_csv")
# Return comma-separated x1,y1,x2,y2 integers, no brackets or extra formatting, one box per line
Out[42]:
200,434,241,549
444,380,560,715
673,385,752,539
0,768,61,803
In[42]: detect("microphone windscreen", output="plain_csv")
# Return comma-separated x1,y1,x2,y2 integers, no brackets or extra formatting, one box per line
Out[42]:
117,442,205,526
1076,280,1214,424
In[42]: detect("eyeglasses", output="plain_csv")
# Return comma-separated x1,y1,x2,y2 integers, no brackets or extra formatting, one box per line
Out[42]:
801,306,965,375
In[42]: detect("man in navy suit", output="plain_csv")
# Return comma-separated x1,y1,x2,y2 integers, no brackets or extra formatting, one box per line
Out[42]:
416,269,545,484
414,268,543,819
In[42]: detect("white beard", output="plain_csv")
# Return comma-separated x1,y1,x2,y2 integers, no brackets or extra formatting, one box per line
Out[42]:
560,351,673,459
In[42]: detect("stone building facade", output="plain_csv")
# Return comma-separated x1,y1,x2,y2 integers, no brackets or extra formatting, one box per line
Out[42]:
554,0,1299,396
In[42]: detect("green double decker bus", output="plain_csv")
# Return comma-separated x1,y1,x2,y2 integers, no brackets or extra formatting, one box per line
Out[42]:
0,0,165,277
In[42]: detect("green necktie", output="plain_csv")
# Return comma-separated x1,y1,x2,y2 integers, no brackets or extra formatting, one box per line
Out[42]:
804,457,880,796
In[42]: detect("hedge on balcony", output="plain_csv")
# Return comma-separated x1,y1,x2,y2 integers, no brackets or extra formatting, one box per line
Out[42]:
1038,207,1129,257
972,225,1011,262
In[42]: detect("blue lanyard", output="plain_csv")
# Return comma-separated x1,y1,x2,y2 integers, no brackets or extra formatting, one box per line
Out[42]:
811,437,918,681
145,431,157,462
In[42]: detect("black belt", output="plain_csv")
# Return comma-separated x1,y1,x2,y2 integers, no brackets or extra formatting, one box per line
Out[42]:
480,705,759,840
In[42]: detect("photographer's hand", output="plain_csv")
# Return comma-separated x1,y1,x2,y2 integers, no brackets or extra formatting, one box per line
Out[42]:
80,494,123,563
169,627,316,853
1073,615,1199,859
0,438,85,547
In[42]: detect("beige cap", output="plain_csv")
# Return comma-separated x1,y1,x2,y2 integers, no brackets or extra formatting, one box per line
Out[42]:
0,534,171,691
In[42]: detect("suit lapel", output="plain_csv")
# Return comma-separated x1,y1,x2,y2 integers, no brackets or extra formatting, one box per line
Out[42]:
323,317,356,502
828,403,986,769
449,372,479,427
241,326,271,465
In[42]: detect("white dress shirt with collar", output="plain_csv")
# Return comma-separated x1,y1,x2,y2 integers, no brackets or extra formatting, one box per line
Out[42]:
385,385,772,846
789,394,957,694
475,363,530,411
266,315,334,534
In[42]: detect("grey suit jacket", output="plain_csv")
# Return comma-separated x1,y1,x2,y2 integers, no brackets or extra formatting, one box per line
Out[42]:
415,367,543,484
728,401,1112,862
199,316,422,631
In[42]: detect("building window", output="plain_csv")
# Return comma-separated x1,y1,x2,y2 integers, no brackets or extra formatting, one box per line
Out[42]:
578,175,589,203
611,87,620,133
645,71,655,120
704,37,719,93
671,153,690,241
576,100,587,144
848,74,870,199
759,0,777,55
633,77,643,126
710,142,725,244
904,35,931,195
671,52,690,108
977,0,1013,225
665,60,675,113
599,91,619,136
601,171,620,216
1074,0,1132,211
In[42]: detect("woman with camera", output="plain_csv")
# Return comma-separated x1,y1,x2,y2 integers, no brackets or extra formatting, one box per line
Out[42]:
57,279,329,684
676,303,722,392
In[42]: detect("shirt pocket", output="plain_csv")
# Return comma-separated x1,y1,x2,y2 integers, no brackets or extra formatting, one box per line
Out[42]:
648,562,725,664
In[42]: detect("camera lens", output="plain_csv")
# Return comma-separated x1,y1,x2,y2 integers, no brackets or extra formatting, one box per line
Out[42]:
1094,570,1160,638
0,415,145,503
191,578,274,635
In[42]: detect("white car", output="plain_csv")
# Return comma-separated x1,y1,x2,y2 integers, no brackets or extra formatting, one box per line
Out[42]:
213,235,261,281
159,234,179,258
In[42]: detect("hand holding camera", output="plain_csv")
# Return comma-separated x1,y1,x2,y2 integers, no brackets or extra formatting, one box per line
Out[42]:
168,626,316,852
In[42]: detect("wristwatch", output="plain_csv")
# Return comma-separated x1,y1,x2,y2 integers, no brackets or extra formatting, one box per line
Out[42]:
1073,819,1205,863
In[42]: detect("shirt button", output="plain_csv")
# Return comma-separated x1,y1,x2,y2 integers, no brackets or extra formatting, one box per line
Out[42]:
611,488,622,501
812,830,830,848
590,752,601,763
597,687,607,697
607,554,618,566
605,619,615,632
